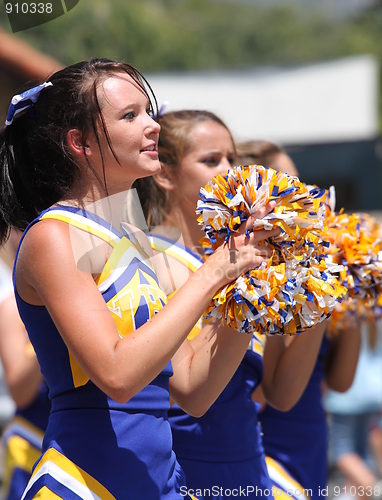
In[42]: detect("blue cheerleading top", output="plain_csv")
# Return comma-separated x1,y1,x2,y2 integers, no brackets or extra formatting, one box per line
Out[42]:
259,335,331,500
169,340,265,462
150,233,272,498
15,206,187,500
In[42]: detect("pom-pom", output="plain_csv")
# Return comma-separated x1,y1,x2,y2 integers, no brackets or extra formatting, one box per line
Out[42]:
323,210,382,330
196,165,347,335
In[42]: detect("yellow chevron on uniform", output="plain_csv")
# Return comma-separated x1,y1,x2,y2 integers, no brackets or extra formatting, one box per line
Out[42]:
32,487,62,498
21,448,115,500
4,434,41,473
96,235,155,293
2,415,44,449
266,456,311,500
2,415,44,495
40,209,120,248
42,210,166,389
2,422,43,499
149,234,204,272
250,331,267,357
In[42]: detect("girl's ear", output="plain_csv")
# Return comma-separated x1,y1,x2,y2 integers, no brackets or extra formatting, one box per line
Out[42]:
153,163,176,191
66,129,91,157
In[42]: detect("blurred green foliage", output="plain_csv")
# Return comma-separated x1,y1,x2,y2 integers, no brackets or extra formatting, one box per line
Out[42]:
0,0,381,127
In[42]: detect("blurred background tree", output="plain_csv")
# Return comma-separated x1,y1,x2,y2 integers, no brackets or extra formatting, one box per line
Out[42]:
0,0,381,124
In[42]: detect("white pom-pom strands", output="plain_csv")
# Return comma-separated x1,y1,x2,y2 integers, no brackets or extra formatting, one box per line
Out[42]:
196,165,347,335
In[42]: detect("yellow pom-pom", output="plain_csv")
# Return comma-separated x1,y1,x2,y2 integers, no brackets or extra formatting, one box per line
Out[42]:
197,165,347,335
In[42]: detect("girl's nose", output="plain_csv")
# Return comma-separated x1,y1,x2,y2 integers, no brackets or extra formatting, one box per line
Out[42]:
148,116,161,134
220,157,234,172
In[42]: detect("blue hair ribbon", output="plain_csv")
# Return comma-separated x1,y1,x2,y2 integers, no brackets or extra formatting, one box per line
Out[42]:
5,82,53,126
153,100,169,120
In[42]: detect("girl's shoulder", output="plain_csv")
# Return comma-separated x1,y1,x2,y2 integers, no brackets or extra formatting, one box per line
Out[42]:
14,217,75,305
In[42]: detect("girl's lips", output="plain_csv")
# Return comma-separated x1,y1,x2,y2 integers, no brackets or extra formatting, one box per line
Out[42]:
140,149,158,158
140,144,157,152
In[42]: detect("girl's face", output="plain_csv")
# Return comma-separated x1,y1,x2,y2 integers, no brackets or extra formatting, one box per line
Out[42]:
171,120,235,219
89,73,161,192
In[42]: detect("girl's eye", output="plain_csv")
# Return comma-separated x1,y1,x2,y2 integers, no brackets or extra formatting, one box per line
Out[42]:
123,111,135,120
202,157,219,167
146,107,154,118
228,156,236,166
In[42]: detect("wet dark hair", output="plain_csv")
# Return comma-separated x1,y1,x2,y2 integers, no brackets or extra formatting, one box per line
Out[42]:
0,58,158,244
133,109,235,229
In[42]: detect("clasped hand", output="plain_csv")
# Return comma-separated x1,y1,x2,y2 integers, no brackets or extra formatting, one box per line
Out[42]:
204,201,280,288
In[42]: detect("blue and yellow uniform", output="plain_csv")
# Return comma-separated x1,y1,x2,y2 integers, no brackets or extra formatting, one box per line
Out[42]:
1,379,50,500
14,206,194,499
259,336,331,500
150,233,273,500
